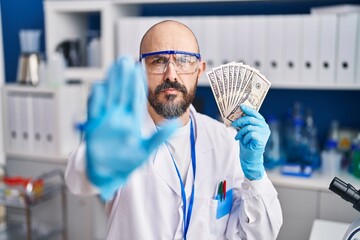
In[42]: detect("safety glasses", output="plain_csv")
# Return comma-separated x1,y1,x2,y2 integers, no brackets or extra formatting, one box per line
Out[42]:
139,50,201,75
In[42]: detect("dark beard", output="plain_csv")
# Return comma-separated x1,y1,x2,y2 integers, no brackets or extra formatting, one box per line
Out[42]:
148,79,197,119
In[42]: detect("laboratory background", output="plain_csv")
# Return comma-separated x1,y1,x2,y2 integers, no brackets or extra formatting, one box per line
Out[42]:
0,0,360,239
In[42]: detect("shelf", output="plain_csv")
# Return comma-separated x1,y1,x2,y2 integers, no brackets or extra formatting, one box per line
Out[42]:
0,170,67,240
0,185,63,208
44,0,360,90
270,81,360,90
64,67,105,81
197,77,360,89
0,221,64,240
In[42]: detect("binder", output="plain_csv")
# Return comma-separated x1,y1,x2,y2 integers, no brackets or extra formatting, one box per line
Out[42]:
234,16,251,64
117,17,136,58
219,16,236,65
248,16,268,75
32,93,45,153
355,14,360,85
301,15,320,84
283,15,303,83
318,14,338,84
25,93,34,152
187,16,208,86
43,94,57,154
6,93,18,152
203,16,221,69
16,93,28,153
336,12,360,84
266,15,285,83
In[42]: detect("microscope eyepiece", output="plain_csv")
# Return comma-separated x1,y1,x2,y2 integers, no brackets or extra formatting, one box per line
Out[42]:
329,177,360,212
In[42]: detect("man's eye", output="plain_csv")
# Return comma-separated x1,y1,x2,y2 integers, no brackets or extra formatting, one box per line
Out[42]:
177,56,190,63
152,57,167,64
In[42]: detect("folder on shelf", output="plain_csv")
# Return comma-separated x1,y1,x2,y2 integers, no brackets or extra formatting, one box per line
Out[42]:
283,15,303,83
186,16,208,86
219,16,236,65
24,93,34,152
355,14,360,85
301,15,320,84
32,94,45,154
17,93,28,153
318,14,338,84
248,16,268,76
43,94,57,155
117,17,137,59
203,16,221,69
266,15,285,83
6,93,18,152
336,12,360,84
233,16,251,64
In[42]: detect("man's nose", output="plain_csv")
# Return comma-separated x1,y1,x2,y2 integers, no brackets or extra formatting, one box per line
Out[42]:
163,61,177,81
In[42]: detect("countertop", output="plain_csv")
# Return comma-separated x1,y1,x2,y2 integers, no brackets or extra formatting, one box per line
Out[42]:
267,168,360,192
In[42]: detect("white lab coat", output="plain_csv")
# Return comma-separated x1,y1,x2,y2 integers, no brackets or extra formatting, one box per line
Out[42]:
65,105,282,240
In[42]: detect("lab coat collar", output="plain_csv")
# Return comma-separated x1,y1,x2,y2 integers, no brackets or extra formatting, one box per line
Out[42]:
144,104,214,198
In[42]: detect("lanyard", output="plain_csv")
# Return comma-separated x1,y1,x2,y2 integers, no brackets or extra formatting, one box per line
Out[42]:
164,118,196,240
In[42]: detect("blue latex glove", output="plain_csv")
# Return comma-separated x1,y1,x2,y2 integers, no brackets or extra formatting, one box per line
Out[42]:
83,56,178,200
231,104,270,181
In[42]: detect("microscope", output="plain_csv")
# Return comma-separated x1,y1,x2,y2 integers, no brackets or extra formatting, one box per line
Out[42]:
329,177,360,240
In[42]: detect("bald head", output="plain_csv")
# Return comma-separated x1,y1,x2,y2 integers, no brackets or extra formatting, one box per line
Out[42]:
140,20,200,55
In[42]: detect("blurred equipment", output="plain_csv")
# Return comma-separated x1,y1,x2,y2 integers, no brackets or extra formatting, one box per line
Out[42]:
329,177,360,240
55,39,82,67
321,140,342,175
281,102,320,177
17,29,42,85
264,116,285,169
351,133,360,179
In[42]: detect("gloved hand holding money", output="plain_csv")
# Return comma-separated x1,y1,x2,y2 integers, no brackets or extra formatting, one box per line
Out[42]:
207,62,271,180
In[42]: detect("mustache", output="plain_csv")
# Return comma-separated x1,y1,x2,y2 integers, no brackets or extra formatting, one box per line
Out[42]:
154,80,188,95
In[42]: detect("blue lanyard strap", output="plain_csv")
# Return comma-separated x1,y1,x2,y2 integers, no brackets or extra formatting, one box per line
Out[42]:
164,118,196,240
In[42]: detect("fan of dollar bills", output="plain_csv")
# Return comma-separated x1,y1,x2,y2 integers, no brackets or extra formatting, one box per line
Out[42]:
206,62,271,127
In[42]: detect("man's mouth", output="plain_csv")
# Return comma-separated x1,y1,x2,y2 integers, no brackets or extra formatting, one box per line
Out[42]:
162,88,179,94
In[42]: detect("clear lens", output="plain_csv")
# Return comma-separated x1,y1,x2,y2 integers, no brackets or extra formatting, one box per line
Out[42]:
142,53,199,74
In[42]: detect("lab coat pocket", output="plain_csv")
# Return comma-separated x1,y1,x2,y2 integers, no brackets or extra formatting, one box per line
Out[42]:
215,189,233,219
207,189,234,238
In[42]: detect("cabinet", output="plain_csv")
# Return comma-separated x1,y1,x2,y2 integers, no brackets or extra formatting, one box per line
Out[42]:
1,84,86,162
44,0,360,89
0,169,67,240
268,169,360,240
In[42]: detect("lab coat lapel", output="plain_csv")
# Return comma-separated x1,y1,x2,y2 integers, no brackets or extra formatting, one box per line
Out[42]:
153,143,183,197
142,110,182,197
184,106,214,196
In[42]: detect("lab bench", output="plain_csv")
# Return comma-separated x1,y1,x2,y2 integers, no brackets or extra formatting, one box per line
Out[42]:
267,168,360,240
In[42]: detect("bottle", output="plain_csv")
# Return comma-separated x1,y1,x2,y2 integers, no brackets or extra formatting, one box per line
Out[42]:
285,102,307,166
87,36,101,67
264,117,285,169
47,52,66,87
321,140,342,176
303,109,321,169
351,133,360,179
328,120,340,143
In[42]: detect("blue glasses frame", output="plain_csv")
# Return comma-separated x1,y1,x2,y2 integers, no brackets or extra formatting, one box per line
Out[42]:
139,50,201,61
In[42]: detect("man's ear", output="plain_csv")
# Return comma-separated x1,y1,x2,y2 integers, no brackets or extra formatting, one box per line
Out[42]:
197,61,206,78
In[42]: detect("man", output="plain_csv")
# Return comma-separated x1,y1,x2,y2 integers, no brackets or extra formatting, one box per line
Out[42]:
65,20,282,239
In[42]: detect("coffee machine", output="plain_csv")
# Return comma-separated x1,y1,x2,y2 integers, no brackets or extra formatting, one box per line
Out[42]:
17,29,42,85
